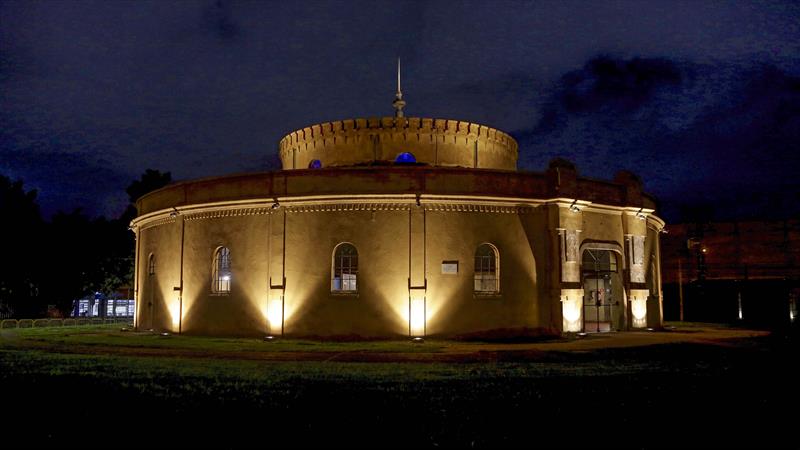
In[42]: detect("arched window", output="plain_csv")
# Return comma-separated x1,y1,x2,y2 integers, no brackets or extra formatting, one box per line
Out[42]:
212,247,232,294
395,152,416,164
147,253,156,275
332,243,358,292
582,249,617,273
474,243,499,293
308,159,322,169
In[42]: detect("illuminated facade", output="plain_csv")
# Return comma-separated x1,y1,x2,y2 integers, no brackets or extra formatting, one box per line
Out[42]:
131,71,665,338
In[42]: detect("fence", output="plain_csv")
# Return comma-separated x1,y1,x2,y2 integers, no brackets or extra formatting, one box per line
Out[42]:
0,318,131,329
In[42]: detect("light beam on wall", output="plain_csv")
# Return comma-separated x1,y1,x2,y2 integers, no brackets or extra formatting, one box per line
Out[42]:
267,295,284,336
409,293,426,338
561,290,583,332
631,295,647,328
169,287,181,331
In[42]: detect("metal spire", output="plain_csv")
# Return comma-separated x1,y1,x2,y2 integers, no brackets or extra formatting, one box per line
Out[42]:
392,57,406,118
397,57,402,96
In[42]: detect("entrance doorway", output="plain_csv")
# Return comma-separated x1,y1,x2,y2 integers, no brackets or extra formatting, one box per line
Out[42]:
582,249,622,332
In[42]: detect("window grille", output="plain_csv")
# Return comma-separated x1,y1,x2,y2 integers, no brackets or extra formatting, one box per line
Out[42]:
332,243,358,292
582,249,618,273
148,254,156,275
474,244,499,293
212,247,232,294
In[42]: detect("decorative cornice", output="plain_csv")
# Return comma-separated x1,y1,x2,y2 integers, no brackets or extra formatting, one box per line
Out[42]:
290,203,411,213
425,203,532,214
185,207,272,221
139,216,176,231
132,194,666,229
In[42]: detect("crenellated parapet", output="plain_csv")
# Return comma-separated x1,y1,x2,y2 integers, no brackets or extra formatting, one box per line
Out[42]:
278,117,518,170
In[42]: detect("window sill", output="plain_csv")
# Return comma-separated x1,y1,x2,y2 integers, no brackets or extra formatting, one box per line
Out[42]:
331,291,359,298
210,292,231,297
474,292,502,300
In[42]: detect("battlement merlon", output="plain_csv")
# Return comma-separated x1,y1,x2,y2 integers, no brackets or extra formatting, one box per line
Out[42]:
277,117,519,171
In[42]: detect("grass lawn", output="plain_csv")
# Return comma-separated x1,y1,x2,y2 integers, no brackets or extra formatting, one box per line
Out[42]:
1,323,797,448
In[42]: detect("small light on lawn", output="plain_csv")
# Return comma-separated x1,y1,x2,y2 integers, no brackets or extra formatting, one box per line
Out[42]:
264,335,276,341
411,336,424,343
160,332,170,337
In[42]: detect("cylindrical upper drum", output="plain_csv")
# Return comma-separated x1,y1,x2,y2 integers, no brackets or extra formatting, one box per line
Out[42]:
278,117,518,170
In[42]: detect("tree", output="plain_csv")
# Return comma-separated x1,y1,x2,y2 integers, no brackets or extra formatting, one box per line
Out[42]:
120,169,172,224
0,175,44,317
0,170,172,317
86,169,173,314
39,210,104,315
113,169,172,295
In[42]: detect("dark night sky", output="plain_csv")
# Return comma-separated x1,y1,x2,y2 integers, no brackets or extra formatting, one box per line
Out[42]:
2,0,799,222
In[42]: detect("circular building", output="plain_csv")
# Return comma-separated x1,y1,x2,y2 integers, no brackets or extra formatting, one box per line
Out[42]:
131,81,665,338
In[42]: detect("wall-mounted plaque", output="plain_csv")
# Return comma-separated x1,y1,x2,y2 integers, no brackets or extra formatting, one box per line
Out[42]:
441,261,459,274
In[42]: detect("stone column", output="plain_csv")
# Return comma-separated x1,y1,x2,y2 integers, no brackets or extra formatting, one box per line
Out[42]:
545,159,586,333
557,226,583,332
553,198,585,333
624,213,649,329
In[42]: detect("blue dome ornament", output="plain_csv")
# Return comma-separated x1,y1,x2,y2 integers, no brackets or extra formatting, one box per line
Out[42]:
395,152,416,164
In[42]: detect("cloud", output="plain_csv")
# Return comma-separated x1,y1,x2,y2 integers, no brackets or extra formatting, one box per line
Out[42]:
558,56,683,113
0,147,132,220
514,56,800,222
201,0,241,41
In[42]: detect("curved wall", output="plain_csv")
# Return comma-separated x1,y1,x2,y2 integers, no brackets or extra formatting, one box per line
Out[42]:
278,117,518,170
136,167,659,217
135,204,548,338
133,197,665,337
133,165,665,338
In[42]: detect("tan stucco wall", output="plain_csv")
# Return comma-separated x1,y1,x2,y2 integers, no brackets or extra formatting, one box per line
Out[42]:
134,197,664,337
180,214,271,336
136,217,181,332
423,209,539,335
132,159,665,337
282,208,410,337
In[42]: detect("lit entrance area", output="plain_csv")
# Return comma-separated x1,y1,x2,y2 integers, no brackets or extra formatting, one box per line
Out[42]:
582,249,622,332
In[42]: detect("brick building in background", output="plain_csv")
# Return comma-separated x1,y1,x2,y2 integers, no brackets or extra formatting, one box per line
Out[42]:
661,219,800,327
